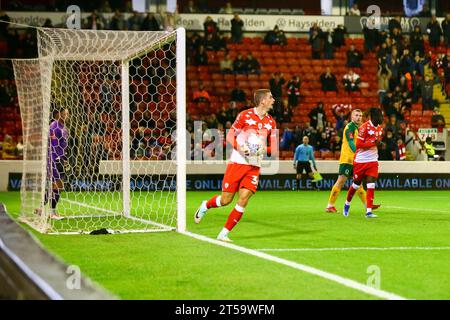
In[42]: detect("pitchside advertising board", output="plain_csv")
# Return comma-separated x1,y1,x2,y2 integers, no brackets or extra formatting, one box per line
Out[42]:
8,172,450,191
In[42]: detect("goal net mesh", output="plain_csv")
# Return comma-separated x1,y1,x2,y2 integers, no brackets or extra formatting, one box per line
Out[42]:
14,28,184,234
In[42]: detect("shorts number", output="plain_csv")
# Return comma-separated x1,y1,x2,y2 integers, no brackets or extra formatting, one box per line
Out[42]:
251,175,258,185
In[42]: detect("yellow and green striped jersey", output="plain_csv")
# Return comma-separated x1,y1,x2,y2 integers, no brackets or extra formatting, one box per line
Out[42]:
339,121,358,164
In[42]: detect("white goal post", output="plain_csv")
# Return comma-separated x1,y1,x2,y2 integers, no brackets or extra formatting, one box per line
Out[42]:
13,27,186,234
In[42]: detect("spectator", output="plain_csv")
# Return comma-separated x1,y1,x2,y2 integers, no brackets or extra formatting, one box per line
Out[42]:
343,70,361,92
443,13,450,48
388,16,402,35
363,24,378,53
183,0,199,13
217,105,228,126
193,82,211,102
385,114,401,137
286,75,301,107
316,132,331,152
84,10,106,30
330,135,342,153
194,45,208,65
280,124,293,151
348,3,360,16
332,24,347,48
128,11,142,31
141,12,161,31
396,138,406,160
230,86,246,102
233,53,247,74
309,22,322,41
219,54,233,74
346,44,363,68
377,64,392,103
323,29,334,59
309,30,322,59
382,129,397,160
264,25,279,45
214,32,227,51
219,2,234,14
204,16,219,38
320,67,338,92
276,29,288,46
423,136,436,160
399,48,414,75
225,101,239,123
269,72,286,122
204,33,216,51
245,53,261,74
110,10,126,30
419,75,439,110
413,54,428,77
391,27,402,44
431,107,446,128
332,105,347,131
378,141,393,160
427,15,442,49
410,25,425,56
230,14,244,44
1,135,17,159
308,102,326,129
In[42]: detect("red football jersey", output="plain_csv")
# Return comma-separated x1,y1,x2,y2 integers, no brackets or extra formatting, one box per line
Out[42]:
354,120,383,163
230,107,276,167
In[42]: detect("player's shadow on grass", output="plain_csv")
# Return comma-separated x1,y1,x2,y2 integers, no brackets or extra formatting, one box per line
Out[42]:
237,219,323,240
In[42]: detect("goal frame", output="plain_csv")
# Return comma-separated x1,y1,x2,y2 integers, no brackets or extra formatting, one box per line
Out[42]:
14,28,186,234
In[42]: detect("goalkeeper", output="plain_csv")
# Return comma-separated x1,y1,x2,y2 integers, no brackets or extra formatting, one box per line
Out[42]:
325,109,379,213
38,108,70,220
194,89,277,242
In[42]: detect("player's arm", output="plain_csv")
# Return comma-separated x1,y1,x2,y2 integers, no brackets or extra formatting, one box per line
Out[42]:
227,114,250,157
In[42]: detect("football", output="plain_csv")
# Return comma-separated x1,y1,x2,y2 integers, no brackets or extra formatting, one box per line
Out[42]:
245,132,264,156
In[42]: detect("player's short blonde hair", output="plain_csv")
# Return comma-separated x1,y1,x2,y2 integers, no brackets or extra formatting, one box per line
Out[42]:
352,108,362,115
253,89,271,106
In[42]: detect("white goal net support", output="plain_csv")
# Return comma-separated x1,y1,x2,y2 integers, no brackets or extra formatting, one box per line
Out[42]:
13,28,186,234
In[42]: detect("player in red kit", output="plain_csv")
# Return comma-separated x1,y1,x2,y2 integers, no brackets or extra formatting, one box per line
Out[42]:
194,89,277,242
343,107,384,218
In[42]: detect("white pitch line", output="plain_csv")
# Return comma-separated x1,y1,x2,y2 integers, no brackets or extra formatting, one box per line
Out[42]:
180,230,407,300
257,246,450,252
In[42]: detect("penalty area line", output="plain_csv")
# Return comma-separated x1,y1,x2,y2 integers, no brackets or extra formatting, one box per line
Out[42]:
180,230,408,300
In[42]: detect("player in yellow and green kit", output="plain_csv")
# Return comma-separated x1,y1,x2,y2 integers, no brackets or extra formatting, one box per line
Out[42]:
325,109,380,212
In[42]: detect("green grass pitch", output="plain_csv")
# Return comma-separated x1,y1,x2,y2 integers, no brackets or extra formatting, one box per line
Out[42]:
1,190,450,300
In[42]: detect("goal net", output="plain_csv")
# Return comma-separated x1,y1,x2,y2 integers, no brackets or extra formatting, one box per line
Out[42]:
13,28,186,234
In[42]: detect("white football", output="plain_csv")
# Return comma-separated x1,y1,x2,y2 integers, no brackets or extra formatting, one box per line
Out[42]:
245,132,264,156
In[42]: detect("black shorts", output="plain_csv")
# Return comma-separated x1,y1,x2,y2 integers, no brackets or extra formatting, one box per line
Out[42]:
296,161,312,174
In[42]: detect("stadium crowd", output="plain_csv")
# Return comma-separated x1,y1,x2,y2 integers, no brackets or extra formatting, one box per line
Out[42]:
0,1,449,161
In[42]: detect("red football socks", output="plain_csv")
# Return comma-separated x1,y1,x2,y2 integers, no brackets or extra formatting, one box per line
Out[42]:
224,205,244,231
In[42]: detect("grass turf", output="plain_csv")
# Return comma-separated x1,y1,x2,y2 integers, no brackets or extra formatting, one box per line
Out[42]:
1,190,450,299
